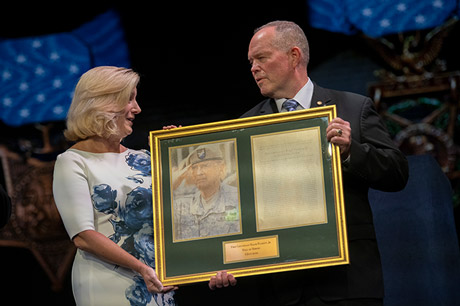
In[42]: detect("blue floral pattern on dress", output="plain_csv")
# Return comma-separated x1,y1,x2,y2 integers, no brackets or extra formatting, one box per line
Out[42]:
134,224,155,268
126,276,152,306
91,150,175,306
91,184,118,214
126,151,151,184
120,187,153,230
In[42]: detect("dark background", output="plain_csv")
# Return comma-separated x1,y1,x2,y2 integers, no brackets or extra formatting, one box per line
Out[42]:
1,2,459,305
2,2,459,150
0,2,381,150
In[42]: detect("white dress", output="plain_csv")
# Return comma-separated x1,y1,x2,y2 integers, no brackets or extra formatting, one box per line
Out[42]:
53,148,175,306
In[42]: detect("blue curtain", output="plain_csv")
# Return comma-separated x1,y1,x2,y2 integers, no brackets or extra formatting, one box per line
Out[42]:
307,0,460,37
0,9,130,127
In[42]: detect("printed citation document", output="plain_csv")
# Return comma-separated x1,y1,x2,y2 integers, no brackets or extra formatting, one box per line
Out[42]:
251,127,327,231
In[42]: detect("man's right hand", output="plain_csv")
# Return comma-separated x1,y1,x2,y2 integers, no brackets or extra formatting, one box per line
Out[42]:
208,271,237,290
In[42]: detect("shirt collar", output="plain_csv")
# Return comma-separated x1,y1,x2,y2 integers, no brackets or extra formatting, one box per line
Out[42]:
275,78,314,112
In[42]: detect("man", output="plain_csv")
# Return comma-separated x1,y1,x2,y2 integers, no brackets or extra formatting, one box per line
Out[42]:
173,145,240,241
234,20,408,306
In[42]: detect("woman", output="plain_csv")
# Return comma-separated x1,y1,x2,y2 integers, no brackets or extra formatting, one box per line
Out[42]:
53,66,176,305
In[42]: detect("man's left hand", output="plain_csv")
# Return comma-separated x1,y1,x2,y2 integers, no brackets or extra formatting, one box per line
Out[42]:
326,117,351,159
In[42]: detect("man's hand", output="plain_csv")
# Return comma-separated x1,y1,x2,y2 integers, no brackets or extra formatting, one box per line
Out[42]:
326,117,351,159
208,270,237,290
163,125,182,130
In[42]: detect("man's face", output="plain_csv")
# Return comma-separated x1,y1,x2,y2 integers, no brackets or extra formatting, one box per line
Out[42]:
248,27,292,99
191,160,224,190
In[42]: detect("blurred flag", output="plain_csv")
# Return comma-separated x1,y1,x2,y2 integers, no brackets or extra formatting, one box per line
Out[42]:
307,0,459,37
0,9,130,126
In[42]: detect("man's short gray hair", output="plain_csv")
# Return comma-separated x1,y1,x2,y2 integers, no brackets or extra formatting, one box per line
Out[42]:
254,20,310,67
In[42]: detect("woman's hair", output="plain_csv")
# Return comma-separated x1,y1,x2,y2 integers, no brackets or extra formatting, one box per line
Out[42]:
64,66,140,142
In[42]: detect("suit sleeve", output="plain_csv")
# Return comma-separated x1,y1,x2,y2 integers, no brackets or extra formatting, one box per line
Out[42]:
345,97,409,192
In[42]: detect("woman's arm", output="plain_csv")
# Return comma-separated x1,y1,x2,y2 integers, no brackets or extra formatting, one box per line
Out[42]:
73,229,177,293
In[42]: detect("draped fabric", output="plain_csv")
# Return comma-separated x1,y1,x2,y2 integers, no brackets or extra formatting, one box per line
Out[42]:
0,9,130,126
307,0,460,37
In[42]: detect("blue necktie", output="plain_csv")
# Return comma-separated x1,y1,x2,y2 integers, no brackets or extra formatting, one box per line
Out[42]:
282,99,299,112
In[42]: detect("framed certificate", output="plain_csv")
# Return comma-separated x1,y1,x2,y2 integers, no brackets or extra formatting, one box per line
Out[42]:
149,105,348,286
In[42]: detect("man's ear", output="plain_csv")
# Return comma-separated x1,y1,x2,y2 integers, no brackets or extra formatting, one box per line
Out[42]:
289,46,302,68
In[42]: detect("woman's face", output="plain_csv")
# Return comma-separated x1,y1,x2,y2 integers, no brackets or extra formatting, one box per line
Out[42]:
116,87,141,139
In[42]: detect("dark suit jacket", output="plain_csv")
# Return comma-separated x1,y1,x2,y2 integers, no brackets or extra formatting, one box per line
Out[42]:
239,83,409,304
174,84,409,306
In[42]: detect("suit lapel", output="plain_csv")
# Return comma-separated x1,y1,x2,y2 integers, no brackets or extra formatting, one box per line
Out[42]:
258,98,278,115
310,83,333,109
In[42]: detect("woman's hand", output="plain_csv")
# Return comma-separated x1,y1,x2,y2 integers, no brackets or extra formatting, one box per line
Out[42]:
140,265,178,294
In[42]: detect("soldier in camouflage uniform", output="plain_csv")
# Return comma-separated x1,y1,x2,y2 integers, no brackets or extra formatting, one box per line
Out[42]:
173,145,240,241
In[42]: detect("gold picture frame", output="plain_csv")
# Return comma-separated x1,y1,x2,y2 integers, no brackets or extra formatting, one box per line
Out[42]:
149,105,348,286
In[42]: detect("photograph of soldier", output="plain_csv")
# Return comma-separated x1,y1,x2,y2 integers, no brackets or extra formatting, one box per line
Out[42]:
170,140,241,241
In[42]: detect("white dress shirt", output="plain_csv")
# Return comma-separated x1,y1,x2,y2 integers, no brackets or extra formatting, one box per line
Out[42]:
275,78,314,112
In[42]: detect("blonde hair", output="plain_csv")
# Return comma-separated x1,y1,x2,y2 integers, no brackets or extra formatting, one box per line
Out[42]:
64,66,140,142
